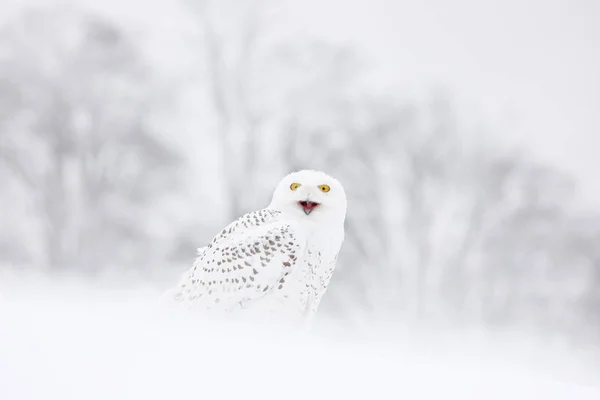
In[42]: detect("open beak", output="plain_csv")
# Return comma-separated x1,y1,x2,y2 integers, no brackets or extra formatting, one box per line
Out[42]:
298,200,319,215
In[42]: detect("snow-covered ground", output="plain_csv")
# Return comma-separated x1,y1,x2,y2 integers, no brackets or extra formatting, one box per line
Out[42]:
1,274,599,400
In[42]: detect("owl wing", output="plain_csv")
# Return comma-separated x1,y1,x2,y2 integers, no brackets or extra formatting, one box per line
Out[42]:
166,209,307,311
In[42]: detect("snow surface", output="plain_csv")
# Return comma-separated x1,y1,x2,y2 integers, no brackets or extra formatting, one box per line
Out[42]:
0,276,599,400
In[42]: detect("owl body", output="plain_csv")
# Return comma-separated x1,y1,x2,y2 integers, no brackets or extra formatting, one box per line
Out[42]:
162,170,346,326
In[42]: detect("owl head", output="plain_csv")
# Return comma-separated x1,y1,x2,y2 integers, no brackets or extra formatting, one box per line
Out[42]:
268,169,347,225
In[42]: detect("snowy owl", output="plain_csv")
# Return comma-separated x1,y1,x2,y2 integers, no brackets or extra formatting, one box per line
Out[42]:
161,169,347,326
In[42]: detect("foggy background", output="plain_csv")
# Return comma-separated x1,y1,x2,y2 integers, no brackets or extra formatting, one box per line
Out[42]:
1,0,599,396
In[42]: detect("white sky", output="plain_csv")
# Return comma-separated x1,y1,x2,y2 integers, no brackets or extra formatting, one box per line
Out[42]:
282,0,600,208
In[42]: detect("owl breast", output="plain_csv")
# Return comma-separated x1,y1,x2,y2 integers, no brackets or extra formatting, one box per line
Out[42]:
271,234,337,322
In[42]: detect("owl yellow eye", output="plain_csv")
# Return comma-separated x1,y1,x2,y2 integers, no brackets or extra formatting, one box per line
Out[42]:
290,183,301,191
319,184,331,193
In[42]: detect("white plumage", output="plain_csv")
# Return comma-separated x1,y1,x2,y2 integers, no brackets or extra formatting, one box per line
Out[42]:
161,170,347,326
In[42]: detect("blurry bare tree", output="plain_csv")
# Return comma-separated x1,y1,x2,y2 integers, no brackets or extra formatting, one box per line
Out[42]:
184,0,366,219
184,0,272,219
0,6,182,273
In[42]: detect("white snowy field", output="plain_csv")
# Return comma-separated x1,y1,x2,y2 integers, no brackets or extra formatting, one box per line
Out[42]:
1,275,599,400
